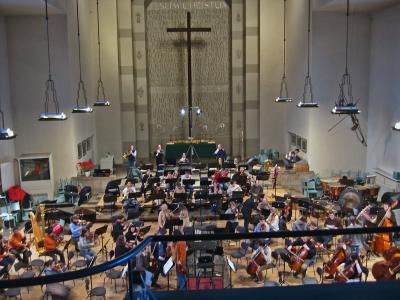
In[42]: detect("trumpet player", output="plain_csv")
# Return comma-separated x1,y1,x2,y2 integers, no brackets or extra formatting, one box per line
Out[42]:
125,144,137,179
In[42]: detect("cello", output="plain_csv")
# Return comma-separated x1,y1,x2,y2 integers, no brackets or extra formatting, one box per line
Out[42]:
323,247,346,277
334,261,357,283
288,246,309,272
372,246,400,281
370,200,398,254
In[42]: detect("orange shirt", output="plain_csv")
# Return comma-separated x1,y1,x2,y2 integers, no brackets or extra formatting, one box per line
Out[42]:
8,231,25,250
44,235,57,251
174,241,187,264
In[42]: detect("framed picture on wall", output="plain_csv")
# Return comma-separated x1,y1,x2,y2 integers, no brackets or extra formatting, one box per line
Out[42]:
78,143,82,159
82,140,87,156
290,132,296,145
302,139,307,153
296,136,302,148
86,137,91,151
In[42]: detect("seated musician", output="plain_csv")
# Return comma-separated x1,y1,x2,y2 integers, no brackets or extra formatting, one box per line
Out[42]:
125,224,143,245
232,166,251,193
181,170,193,197
150,183,166,213
173,181,186,199
214,144,227,162
343,216,368,252
178,153,189,164
284,148,300,169
158,204,171,231
249,180,263,197
44,227,65,265
225,201,239,233
122,181,136,198
69,215,88,252
316,211,342,248
254,216,270,233
290,237,316,277
78,229,97,266
258,197,271,212
112,215,128,242
8,227,30,265
142,169,152,193
135,245,151,280
227,180,242,198
213,167,229,192
253,240,272,283
44,260,66,276
164,171,176,195
336,254,363,283
292,216,309,231
115,235,133,258
0,234,15,277
267,208,279,232
52,221,64,238
123,196,141,214
242,195,258,232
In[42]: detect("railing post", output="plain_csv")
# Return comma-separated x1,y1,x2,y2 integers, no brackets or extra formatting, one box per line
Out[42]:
127,259,135,300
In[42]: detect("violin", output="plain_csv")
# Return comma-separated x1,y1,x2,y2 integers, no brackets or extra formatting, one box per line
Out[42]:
324,247,347,276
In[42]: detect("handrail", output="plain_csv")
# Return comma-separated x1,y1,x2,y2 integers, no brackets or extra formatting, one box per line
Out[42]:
1,226,399,289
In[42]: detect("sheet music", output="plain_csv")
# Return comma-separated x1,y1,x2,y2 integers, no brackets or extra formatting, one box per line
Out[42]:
163,256,174,275
227,256,237,273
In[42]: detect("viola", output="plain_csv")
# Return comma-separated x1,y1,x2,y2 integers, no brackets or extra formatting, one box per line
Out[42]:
324,248,346,276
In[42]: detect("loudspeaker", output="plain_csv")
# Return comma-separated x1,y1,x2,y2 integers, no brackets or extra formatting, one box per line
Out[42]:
187,276,223,290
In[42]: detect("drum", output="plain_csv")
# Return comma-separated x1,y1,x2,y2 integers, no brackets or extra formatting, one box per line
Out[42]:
330,184,346,198
246,250,266,276
339,187,363,212
321,178,339,193
264,160,273,170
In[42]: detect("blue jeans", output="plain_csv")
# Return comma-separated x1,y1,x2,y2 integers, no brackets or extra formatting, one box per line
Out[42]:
80,249,96,266
127,160,136,178
176,268,187,290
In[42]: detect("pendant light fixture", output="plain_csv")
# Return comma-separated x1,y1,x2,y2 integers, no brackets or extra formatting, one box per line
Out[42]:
72,0,92,114
331,0,360,115
275,0,292,103
38,0,67,121
393,121,400,131
93,0,110,107
297,0,319,108
0,102,16,140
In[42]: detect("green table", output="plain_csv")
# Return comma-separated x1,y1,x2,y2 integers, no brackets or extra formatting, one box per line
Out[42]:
165,141,217,161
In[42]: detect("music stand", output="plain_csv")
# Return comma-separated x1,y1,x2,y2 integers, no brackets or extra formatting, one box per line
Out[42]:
226,256,237,288
194,190,209,225
200,177,212,188
182,179,195,186
165,219,183,234
147,177,160,187
173,192,188,204
272,201,286,210
165,178,177,186
163,256,175,291
220,213,235,221
128,192,142,199
231,191,244,203
139,225,151,237
208,193,223,217
298,198,311,220
95,225,108,260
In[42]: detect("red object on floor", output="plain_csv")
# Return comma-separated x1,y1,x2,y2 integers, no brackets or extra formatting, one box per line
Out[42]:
187,276,224,290
7,185,27,202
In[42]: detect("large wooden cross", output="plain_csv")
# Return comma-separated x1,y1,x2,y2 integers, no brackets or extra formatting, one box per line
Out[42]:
167,12,211,139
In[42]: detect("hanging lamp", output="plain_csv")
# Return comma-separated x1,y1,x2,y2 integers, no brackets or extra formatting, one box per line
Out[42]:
275,0,292,103
331,0,360,115
393,121,400,131
38,0,67,121
72,0,93,113
93,0,110,107
0,106,16,140
297,0,319,108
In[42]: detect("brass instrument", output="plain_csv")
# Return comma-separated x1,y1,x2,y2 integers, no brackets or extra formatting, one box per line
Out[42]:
29,204,46,254
122,151,130,160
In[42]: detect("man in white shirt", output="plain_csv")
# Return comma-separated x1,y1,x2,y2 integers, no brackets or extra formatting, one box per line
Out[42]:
181,170,193,197
122,181,136,198
227,180,242,198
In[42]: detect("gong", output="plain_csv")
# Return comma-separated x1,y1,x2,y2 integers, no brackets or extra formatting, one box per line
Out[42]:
339,187,364,212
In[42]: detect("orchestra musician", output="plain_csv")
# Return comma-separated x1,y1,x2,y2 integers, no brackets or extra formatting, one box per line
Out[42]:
142,169,152,193
44,227,65,265
150,183,166,213
158,204,171,231
44,260,66,276
316,211,343,249
125,224,143,246
78,229,97,266
150,229,167,288
214,144,227,162
164,171,176,196
335,254,363,283
8,227,30,265
232,166,251,193
213,167,229,192
267,208,279,232
252,240,272,283
284,148,300,170
122,181,136,198
112,215,128,243
178,205,191,233
225,201,239,233
178,153,189,164
0,234,15,277
241,195,258,232
181,170,193,198
227,180,242,198
292,216,309,231
173,230,187,290
126,144,137,179
69,215,90,252
173,181,186,196
249,180,263,197
258,197,271,212
154,144,164,167
115,235,133,258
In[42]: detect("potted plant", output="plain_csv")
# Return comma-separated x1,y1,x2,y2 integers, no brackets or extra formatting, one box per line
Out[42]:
78,161,95,177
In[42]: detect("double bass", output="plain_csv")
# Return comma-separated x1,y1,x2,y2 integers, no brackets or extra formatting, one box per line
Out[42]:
370,200,398,254
372,246,400,281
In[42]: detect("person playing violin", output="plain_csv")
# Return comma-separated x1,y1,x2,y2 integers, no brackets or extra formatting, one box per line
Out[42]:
8,227,30,265
267,208,279,232
78,229,96,266
44,259,66,276
44,227,65,265
125,224,143,246
112,215,128,243
115,235,133,258
69,215,89,252
158,204,171,232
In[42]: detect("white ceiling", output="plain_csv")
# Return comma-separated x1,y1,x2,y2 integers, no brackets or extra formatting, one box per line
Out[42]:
315,0,400,12
0,0,64,15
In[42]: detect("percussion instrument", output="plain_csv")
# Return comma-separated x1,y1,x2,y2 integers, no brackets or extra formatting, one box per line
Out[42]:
339,187,363,212
246,249,267,276
330,184,346,198
263,160,273,170
320,178,340,193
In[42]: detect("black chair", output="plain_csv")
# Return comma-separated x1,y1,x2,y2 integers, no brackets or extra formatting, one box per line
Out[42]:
4,288,22,299
103,194,117,216
78,186,92,206
64,185,79,204
105,180,121,196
